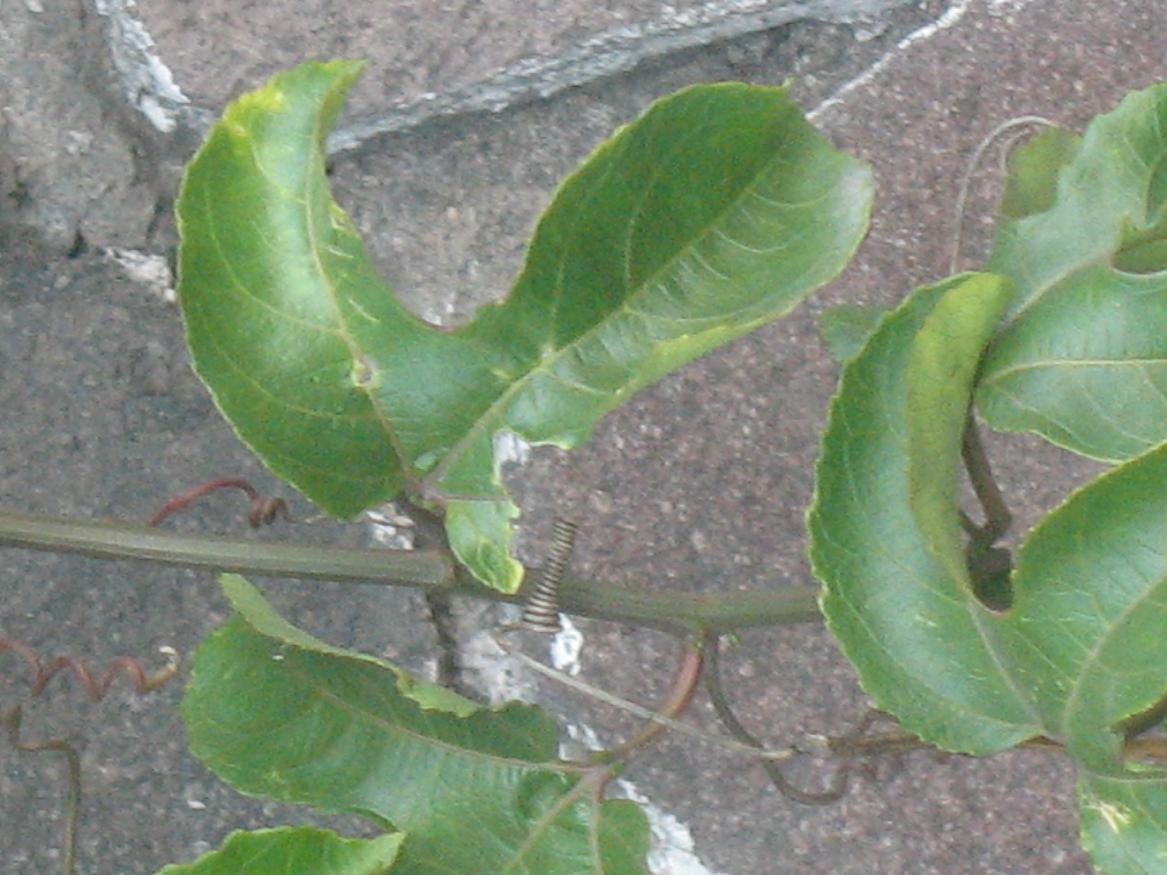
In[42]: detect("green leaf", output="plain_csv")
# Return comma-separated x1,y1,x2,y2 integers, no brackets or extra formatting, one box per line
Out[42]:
178,61,872,590
997,445,1167,869
155,827,402,875
444,498,523,594
813,274,1167,868
809,273,1039,754
817,303,888,364
997,125,1081,221
214,573,479,716
183,576,650,875
906,273,1013,586
1079,774,1167,875
977,82,1167,462
997,444,1167,772
177,61,406,516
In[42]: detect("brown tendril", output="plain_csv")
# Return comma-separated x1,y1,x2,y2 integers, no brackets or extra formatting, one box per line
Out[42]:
1,638,179,702
1,641,178,875
1,704,82,875
147,477,288,528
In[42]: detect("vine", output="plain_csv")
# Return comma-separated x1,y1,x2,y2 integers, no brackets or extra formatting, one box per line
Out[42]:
4,59,1167,874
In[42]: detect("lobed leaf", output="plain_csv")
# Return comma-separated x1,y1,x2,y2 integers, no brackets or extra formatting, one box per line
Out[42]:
977,82,1167,462
183,575,649,875
809,273,1039,754
155,827,402,875
177,61,872,590
177,61,406,518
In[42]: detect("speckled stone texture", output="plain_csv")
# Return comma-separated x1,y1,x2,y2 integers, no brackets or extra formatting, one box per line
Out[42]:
1,1,1164,874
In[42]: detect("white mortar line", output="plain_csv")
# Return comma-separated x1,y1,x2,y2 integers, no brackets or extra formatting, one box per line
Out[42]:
810,0,975,121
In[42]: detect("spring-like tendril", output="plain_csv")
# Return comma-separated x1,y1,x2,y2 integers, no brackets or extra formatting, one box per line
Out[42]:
147,477,288,528
520,518,579,633
0,638,179,702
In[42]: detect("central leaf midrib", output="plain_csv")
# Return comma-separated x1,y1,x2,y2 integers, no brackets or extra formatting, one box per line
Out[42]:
299,115,414,476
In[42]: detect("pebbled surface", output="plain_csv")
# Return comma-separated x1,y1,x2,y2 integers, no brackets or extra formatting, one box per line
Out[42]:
2,1,1164,874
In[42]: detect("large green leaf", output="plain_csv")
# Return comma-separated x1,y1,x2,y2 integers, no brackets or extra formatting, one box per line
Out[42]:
813,274,1167,869
809,273,1040,754
183,575,649,875
177,60,872,590
977,83,1167,462
155,827,402,875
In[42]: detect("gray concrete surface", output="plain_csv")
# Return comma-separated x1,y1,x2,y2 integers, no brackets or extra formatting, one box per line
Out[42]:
2,1,1164,873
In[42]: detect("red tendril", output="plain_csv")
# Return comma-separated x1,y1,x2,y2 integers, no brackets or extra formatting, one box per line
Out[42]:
0,638,179,702
147,478,288,528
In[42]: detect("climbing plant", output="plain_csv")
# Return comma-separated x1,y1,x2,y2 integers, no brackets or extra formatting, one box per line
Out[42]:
5,59,1167,874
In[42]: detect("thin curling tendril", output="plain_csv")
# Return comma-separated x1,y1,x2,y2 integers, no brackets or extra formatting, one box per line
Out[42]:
147,477,288,528
1,641,179,875
1,639,179,701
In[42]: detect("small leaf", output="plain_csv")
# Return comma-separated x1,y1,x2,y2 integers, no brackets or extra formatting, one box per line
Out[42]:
977,82,1167,461
178,61,872,590
183,576,650,875
817,304,888,363
444,498,523,595
997,125,1081,221
154,827,402,875
809,273,1039,754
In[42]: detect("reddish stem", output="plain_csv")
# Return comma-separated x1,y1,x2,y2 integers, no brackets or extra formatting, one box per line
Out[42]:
609,641,704,758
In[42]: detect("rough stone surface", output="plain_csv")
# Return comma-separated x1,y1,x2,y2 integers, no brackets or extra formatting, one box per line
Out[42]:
2,1,1166,874
0,1,161,253
330,4,946,323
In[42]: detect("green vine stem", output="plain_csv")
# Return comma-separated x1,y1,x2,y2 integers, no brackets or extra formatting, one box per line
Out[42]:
0,509,822,634
961,415,1012,541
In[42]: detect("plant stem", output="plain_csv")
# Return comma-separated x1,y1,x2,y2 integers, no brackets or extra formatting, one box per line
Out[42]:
3,705,82,875
0,509,823,634
0,508,455,583
608,640,704,757
705,633,850,804
962,415,1012,541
